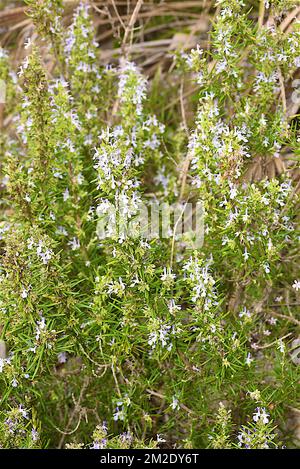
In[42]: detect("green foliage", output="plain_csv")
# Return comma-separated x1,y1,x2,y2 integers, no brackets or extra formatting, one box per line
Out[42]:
0,0,299,449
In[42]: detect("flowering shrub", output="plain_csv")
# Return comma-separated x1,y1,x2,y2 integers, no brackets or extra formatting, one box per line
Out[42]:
0,0,299,449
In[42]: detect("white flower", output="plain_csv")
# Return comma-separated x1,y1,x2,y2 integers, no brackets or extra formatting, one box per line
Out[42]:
243,248,249,261
168,299,181,314
242,209,249,223
68,237,80,251
248,390,261,402
118,60,147,116
148,320,179,351
63,188,70,201
24,38,32,50
91,442,101,449
0,48,8,59
245,353,253,366
278,339,285,354
21,287,30,299
0,356,11,373
292,280,300,291
107,277,126,296
161,267,176,283
171,396,180,411
239,307,251,319
229,183,238,199
36,240,53,264
57,352,68,364
18,405,29,419
113,406,125,421
268,317,277,326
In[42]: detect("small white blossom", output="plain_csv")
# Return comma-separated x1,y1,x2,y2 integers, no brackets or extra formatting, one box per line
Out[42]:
68,237,80,251
21,287,30,299
246,353,253,366
253,407,269,425
170,396,180,411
